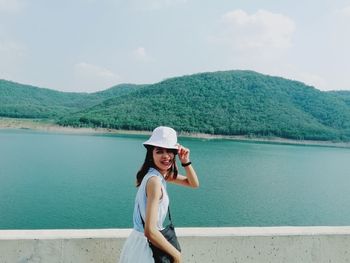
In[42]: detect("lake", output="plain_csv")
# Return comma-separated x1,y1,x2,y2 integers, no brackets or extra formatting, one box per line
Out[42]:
0,129,350,229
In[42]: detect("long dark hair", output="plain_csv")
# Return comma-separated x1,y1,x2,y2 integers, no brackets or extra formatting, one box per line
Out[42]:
136,145,178,187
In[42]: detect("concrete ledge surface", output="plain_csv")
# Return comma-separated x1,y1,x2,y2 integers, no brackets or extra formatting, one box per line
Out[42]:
1,227,350,262
1,226,350,239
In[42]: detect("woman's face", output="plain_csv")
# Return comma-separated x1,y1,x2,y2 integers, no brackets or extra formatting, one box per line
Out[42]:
152,147,175,174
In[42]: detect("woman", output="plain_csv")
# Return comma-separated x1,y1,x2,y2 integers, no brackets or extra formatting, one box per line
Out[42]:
119,126,199,263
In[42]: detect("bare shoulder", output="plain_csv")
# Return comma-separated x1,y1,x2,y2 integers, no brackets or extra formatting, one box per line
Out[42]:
146,176,162,198
147,176,161,187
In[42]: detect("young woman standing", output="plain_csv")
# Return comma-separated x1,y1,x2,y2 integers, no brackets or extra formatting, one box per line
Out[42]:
119,126,199,263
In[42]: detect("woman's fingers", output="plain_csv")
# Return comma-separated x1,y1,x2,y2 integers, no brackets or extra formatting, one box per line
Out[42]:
178,148,189,162
181,147,189,154
177,144,190,162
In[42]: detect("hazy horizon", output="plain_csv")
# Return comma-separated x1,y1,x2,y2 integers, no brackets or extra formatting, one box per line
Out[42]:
2,69,350,94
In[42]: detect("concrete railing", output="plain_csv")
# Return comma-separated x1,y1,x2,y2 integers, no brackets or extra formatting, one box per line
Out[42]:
1,227,350,262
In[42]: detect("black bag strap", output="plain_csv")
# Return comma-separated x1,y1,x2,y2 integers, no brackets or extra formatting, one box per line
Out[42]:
139,204,173,230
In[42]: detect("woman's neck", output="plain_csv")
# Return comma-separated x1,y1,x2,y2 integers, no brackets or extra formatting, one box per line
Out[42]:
154,167,167,178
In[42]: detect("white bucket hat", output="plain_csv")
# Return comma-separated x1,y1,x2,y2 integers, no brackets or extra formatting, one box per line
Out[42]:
143,126,178,150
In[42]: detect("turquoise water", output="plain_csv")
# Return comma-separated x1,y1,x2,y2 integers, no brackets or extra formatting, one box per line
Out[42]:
1,129,350,229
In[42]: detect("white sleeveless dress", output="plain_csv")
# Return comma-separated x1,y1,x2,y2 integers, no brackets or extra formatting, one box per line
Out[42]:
119,168,169,263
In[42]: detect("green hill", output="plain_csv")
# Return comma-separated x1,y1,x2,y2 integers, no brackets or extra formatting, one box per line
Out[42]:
58,70,350,141
0,80,141,118
328,90,350,107
2,71,350,141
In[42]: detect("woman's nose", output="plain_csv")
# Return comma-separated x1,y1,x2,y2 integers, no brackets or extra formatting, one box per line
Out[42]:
162,151,171,158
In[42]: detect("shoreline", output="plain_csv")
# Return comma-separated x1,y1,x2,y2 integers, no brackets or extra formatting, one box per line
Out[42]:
1,117,350,148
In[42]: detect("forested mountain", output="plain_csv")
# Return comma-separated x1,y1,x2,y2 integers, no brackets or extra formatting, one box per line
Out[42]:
58,71,350,141
0,80,141,118
328,90,350,107
1,71,350,141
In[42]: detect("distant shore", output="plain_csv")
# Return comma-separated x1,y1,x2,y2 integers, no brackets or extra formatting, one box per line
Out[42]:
1,117,350,148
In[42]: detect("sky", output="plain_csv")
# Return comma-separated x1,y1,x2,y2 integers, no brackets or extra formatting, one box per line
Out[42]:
0,0,350,93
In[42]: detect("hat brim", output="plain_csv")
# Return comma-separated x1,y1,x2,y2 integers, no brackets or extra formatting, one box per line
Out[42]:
143,141,178,150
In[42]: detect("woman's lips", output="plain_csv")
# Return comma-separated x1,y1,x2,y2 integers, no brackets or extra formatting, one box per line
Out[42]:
161,160,171,166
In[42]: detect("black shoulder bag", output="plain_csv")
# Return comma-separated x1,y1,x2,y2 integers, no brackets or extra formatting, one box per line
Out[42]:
140,206,181,263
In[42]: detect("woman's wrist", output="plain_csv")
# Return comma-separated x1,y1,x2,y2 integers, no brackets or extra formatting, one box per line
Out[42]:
181,161,191,167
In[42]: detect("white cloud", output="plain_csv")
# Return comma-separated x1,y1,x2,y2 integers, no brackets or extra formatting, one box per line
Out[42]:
0,38,26,80
261,65,329,90
132,46,153,62
297,72,328,90
335,6,350,17
0,39,25,57
74,62,121,92
133,47,147,58
215,9,296,51
75,62,118,79
0,0,24,13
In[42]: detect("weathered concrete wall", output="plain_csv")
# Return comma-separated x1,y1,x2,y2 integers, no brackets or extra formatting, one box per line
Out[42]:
1,227,350,263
